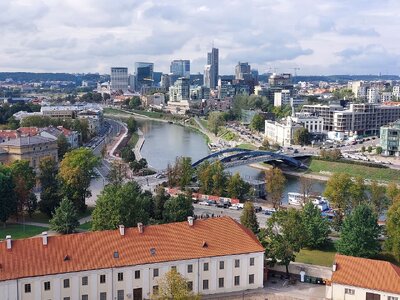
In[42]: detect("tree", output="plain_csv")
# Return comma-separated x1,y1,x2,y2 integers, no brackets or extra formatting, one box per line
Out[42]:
259,138,271,150
323,173,353,214
240,202,259,233
265,167,286,209
376,146,383,155
128,96,141,109
26,193,38,218
386,182,399,204
386,200,400,262
38,157,62,217
152,269,200,300
57,134,70,159
154,186,170,221
249,114,265,132
369,180,387,215
50,198,79,234
59,148,100,212
293,127,310,145
126,117,138,134
336,204,380,258
208,112,225,136
301,202,331,249
361,146,366,152
10,160,36,217
265,208,305,277
179,157,193,189
100,144,107,159
107,160,128,186
299,176,314,203
226,173,251,201
210,161,227,196
196,161,213,194
121,147,136,163
92,182,153,230
367,146,372,153
0,165,16,225
349,176,366,208
163,194,194,223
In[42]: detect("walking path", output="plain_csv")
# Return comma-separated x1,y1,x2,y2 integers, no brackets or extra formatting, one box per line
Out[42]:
133,128,145,161
109,120,127,160
193,116,220,145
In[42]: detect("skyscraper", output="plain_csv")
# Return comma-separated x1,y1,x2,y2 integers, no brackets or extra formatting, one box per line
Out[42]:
235,62,251,80
170,60,190,78
204,47,218,89
110,67,128,91
134,62,154,91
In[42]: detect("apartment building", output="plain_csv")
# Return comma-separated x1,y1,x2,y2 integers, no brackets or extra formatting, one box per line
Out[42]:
380,120,400,156
301,104,343,132
0,217,265,300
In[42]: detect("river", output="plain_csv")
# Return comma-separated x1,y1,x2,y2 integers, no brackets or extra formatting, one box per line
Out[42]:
138,119,326,203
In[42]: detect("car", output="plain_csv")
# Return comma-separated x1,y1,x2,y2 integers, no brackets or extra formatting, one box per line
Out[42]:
254,205,262,213
294,149,299,153
264,208,276,215
229,205,240,210
207,200,217,206
198,201,210,206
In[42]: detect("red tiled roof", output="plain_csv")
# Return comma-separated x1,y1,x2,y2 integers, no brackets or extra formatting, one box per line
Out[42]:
57,126,72,136
0,217,264,281
18,127,39,136
0,130,17,139
332,254,400,294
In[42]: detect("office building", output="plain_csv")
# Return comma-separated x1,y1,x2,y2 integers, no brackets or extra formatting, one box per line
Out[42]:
265,117,303,146
367,87,380,104
0,217,264,300
274,90,291,106
380,120,400,156
169,77,190,102
111,67,129,92
268,73,292,87
235,62,251,80
204,47,219,89
170,60,190,78
135,62,154,91
204,65,212,89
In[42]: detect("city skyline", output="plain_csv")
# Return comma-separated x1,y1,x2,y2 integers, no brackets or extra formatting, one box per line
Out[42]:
1,1,400,75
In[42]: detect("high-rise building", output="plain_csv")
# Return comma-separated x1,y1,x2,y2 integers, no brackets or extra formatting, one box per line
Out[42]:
170,60,190,78
204,65,212,89
204,47,218,89
110,67,128,91
169,77,190,102
134,62,154,91
235,62,251,80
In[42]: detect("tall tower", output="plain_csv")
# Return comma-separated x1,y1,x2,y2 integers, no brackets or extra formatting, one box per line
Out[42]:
205,47,218,89
110,67,128,91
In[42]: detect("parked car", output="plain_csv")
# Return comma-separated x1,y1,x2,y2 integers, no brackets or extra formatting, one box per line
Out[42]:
199,201,210,206
254,205,262,213
229,205,240,210
264,208,276,215
207,200,217,206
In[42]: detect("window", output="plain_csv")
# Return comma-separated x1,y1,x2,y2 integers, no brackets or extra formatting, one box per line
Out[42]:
63,279,70,288
153,285,159,295
82,295,88,300
203,279,209,290
24,284,31,293
100,292,107,300
117,272,124,281
234,276,240,286
153,268,159,277
171,266,177,271
235,259,240,268
345,288,355,295
249,274,254,284
44,281,51,291
82,276,88,286
187,281,193,291
250,257,255,266
64,297,70,300
117,290,124,300
219,261,224,270
203,262,209,271
218,277,224,288
187,264,193,273
388,297,398,300
135,270,140,279
100,274,106,284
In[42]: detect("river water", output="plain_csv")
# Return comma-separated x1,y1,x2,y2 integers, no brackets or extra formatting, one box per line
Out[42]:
138,120,326,203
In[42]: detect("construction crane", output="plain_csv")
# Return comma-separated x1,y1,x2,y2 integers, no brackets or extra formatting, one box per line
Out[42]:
292,67,300,77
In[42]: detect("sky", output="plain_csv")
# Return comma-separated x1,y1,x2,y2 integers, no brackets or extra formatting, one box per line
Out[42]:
1,0,400,75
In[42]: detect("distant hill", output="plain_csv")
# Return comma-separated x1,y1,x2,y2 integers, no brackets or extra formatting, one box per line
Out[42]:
0,72,109,84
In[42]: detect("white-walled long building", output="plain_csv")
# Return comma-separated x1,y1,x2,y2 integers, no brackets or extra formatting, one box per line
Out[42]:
0,217,265,300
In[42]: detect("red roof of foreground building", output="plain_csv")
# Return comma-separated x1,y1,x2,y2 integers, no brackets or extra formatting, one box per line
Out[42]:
0,217,264,281
332,254,400,294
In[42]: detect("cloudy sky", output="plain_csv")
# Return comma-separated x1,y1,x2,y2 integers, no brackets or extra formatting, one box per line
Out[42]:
1,0,400,75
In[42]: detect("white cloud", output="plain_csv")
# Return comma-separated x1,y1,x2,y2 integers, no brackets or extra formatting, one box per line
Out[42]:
0,0,398,75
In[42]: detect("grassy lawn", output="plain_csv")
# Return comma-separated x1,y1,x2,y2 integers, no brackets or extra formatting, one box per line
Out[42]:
128,132,139,148
131,109,165,119
308,159,400,183
103,107,132,116
78,222,92,231
236,143,257,150
296,243,337,267
0,224,48,239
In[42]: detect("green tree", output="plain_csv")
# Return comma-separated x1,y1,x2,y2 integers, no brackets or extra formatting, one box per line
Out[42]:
376,146,383,155
92,182,153,230
154,186,170,221
293,127,310,145
196,161,213,195
265,167,286,209
386,200,400,262
129,96,141,109
265,208,305,277
10,160,36,217
59,148,100,212
163,194,194,223
107,160,128,186
367,146,372,153
121,147,136,163
210,161,227,196
50,198,79,234
126,117,138,134
349,176,366,208
301,202,331,249
180,157,193,189
208,112,225,136
249,114,265,132
227,173,251,201
57,134,70,159
386,182,399,204
361,146,366,152
38,157,62,217
323,173,353,214
240,202,259,233
369,180,387,215
0,165,16,225
336,204,380,258
152,269,200,300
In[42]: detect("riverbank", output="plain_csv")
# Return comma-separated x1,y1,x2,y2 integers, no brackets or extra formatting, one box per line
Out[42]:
249,163,330,181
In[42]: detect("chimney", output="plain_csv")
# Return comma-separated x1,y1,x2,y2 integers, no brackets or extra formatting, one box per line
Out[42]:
6,235,11,250
188,216,194,226
137,223,143,234
42,232,48,246
119,225,125,236
332,263,337,272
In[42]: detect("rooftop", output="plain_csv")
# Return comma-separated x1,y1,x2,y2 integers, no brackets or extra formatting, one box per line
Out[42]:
332,254,400,294
0,136,54,147
0,217,264,281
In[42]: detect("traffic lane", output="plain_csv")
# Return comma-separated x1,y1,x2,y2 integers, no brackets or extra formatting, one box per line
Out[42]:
193,204,270,228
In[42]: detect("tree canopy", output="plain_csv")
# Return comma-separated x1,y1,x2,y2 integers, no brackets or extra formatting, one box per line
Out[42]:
265,167,286,209
293,127,310,145
0,165,16,224
249,113,265,132
50,197,79,234
240,202,259,234
163,194,194,223
38,157,62,217
386,200,400,262
301,202,331,249
207,112,225,136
